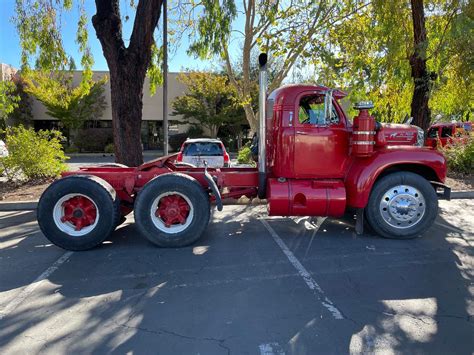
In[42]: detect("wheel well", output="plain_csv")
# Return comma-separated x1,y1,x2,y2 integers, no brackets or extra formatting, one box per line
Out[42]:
375,164,440,185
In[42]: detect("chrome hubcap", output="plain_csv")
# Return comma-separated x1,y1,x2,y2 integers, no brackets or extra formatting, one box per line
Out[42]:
379,185,425,229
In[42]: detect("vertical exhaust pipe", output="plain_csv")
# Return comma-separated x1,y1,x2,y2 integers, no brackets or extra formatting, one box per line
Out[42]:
258,53,268,199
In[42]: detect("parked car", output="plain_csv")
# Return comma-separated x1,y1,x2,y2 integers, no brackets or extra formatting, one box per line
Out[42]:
0,140,8,158
425,122,472,148
176,138,230,168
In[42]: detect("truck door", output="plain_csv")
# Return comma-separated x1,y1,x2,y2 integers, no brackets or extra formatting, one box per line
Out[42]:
293,93,350,178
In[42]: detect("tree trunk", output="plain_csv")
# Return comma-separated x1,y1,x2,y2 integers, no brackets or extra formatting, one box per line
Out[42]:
243,104,258,133
109,64,145,165
409,0,431,131
92,0,162,166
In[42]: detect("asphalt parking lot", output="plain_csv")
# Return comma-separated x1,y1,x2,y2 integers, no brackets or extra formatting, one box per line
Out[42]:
0,199,473,354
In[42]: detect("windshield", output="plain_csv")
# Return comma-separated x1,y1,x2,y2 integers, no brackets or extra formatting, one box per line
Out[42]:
183,142,223,156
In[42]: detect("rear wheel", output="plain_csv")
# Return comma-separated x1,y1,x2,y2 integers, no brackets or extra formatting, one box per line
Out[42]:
37,175,118,250
134,173,210,247
365,172,438,239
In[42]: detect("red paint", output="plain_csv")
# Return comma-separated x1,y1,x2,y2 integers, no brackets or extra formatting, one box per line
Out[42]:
383,124,418,145
61,195,97,231
425,122,472,148
59,84,448,220
351,108,376,157
267,178,346,217
157,194,191,227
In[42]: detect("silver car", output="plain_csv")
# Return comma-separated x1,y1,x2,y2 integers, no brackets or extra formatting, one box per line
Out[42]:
177,139,230,168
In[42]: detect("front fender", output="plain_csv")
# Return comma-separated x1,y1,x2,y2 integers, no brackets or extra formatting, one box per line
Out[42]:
345,146,447,208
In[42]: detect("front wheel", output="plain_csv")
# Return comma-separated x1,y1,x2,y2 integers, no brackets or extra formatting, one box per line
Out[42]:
365,172,438,239
134,173,210,247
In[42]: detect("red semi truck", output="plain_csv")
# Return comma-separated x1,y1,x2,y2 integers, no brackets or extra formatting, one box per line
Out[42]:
37,54,450,251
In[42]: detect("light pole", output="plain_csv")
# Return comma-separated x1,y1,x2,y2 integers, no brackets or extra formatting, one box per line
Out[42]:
162,0,169,155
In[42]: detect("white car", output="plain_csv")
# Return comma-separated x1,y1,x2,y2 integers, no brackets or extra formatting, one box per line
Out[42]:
176,138,230,168
0,140,8,158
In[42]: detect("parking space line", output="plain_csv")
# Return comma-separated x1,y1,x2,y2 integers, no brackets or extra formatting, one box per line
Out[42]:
260,219,344,320
0,251,73,320
259,342,285,355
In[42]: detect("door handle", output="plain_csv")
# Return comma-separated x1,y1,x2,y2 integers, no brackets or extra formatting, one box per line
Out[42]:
296,131,308,135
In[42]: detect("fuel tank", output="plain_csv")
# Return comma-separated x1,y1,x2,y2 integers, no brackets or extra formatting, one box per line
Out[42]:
267,178,346,217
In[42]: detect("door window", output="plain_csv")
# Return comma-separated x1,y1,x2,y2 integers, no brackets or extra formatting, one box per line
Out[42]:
298,95,339,125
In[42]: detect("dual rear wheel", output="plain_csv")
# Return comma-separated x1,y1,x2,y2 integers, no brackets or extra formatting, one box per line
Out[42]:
38,174,211,250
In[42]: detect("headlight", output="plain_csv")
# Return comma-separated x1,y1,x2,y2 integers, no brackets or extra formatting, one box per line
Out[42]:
416,127,424,146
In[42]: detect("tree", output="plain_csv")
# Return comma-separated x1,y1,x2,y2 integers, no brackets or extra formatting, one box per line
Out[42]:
409,0,431,130
0,80,20,130
7,76,33,127
15,0,164,166
23,71,107,136
172,72,245,138
307,0,469,127
181,0,369,131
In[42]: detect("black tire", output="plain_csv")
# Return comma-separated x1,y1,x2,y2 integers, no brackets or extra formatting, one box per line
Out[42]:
365,172,438,239
37,175,119,251
134,173,210,247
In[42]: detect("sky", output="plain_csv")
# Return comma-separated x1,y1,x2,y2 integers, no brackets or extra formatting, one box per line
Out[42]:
0,0,235,73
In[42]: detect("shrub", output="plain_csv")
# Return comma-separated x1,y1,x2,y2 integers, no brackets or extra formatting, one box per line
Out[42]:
440,135,474,174
186,125,204,138
64,146,79,154
169,133,188,152
74,128,113,152
104,143,114,153
237,144,255,165
0,125,68,181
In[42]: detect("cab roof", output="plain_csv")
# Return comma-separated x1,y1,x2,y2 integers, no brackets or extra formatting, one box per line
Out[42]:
268,84,347,106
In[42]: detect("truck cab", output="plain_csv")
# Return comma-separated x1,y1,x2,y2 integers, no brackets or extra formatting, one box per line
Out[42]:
263,83,449,239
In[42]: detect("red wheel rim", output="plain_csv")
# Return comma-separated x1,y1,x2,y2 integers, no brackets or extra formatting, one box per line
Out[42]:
60,195,98,231
156,194,191,228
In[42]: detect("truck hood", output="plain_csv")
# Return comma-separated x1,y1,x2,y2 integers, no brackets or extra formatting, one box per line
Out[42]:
382,123,422,146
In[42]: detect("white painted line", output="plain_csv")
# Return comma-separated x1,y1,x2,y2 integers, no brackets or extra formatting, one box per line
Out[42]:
260,219,344,320
259,342,285,355
0,251,73,320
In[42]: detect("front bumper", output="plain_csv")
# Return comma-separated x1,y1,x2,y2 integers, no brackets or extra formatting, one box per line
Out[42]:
431,181,451,200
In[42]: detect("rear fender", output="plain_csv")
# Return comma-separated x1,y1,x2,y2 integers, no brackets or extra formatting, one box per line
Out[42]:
345,147,447,208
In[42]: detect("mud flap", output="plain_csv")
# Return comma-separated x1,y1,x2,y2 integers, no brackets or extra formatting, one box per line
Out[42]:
204,169,223,211
355,208,364,235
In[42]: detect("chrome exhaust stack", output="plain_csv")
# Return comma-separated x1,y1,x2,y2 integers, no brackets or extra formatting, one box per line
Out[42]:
258,53,268,199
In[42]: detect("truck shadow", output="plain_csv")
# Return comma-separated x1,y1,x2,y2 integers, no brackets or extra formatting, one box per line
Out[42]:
0,205,472,353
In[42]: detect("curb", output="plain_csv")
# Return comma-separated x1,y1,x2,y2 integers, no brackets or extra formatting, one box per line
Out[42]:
450,190,474,199
0,200,38,211
1,190,473,212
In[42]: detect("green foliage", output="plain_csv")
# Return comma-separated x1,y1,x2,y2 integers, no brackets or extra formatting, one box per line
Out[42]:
104,143,115,154
312,0,472,123
186,125,204,138
172,72,245,137
0,125,68,180
23,71,107,129
0,81,20,124
440,135,474,174
169,133,188,152
237,145,254,165
74,128,113,153
7,76,33,126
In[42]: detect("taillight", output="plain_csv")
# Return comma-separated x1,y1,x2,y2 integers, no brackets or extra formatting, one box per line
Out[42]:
224,152,229,163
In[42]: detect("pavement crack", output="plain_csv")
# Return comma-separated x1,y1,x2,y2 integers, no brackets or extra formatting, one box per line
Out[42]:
113,320,229,352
